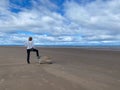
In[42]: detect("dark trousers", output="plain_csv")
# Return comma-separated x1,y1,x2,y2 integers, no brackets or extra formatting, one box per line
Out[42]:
27,48,40,64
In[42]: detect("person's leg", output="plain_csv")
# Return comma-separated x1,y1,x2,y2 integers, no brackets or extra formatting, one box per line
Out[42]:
32,48,40,58
27,49,31,64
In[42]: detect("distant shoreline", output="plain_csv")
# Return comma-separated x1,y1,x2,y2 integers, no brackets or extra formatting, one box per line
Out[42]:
0,45,120,47
0,45,120,51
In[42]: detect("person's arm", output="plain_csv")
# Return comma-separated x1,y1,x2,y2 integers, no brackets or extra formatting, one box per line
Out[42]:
24,41,27,46
32,41,35,48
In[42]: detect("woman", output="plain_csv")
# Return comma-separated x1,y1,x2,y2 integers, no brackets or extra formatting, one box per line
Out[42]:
25,37,40,64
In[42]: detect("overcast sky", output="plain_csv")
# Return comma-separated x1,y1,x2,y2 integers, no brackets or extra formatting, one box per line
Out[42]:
0,0,120,45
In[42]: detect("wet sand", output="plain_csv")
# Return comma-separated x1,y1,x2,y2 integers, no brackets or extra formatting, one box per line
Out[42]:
0,47,120,90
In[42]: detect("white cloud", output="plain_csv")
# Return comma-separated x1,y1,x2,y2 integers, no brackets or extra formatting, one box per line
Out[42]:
64,0,120,31
0,0,120,45
63,0,120,44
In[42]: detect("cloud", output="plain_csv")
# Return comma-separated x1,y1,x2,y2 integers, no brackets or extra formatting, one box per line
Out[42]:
65,0,120,30
64,0,120,43
0,0,120,45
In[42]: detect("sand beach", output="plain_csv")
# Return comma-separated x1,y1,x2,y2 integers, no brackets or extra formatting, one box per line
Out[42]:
0,46,120,90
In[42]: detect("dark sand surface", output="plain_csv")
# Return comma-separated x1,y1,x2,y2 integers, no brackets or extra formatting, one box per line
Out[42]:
0,47,120,90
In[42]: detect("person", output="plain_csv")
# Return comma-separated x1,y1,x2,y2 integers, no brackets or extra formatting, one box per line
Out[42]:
25,37,40,64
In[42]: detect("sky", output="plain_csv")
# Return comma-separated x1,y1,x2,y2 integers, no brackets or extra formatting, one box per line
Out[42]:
0,0,120,46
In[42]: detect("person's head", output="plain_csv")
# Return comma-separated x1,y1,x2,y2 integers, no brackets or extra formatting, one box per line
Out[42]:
28,37,32,41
